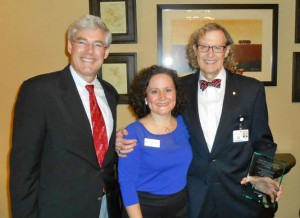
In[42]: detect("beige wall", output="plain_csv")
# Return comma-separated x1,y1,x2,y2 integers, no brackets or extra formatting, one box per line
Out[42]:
1,0,299,217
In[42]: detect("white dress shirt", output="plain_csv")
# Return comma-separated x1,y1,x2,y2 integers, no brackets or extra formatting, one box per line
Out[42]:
70,66,112,217
198,68,226,152
69,66,113,141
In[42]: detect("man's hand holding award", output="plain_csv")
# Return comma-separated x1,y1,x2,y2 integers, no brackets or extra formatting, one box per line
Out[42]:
241,152,285,208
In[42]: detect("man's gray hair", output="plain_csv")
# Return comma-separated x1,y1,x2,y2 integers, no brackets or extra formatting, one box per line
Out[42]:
67,15,112,48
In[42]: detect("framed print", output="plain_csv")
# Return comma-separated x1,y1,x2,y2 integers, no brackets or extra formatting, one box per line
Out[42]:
296,0,300,43
292,52,300,102
89,0,137,43
157,4,278,86
100,53,137,104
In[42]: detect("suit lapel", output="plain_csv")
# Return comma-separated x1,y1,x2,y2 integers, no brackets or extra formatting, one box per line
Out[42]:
182,72,209,155
59,67,100,168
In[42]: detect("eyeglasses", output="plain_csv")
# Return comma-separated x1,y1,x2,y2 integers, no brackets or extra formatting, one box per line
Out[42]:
72,39,106,50
196,44,227,53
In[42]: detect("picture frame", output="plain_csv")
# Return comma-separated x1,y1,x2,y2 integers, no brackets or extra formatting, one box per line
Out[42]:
157,4,278,86
292,52,300,102
100,53,137,104
296,0,300,43
89,0,137,43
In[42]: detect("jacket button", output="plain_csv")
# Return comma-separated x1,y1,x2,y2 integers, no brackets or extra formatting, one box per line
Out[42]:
208,158,216,162
97,196,102,201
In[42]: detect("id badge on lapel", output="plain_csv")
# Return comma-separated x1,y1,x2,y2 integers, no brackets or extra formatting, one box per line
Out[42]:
233,115,249,143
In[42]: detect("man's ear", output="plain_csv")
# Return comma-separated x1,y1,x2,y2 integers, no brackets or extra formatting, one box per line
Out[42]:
104,48,110,59
67,40,72,55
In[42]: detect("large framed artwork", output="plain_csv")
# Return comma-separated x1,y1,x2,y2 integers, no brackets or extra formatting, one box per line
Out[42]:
157,4,278,86
292,52,300,102
89,0,137,43
100,53,137,104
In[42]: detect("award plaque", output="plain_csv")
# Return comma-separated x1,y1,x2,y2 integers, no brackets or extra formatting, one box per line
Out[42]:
242,152,286,208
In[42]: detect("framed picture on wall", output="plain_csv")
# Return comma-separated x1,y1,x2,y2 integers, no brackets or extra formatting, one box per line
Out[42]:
99,53,137,104
89,0,137,43
157,4,278,86
292,52,300,102
295,0,300,43
296,0,300,43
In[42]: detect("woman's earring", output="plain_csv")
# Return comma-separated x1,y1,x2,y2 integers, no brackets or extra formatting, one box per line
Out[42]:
145,98,148,105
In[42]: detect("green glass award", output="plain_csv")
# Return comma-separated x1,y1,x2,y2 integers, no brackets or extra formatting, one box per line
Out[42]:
242,152,286,208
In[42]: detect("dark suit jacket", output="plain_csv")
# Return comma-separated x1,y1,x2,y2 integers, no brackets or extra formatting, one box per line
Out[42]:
181,70,277,218
10,66,121,218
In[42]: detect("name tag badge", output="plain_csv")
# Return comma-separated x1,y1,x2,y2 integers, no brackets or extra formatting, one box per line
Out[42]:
144,138,160,148
233,129,249,143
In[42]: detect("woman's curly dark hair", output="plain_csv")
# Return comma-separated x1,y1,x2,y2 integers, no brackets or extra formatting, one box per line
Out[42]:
129,65,186,119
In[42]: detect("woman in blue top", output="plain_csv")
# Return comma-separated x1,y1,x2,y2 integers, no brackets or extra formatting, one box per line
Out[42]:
118,65,192,218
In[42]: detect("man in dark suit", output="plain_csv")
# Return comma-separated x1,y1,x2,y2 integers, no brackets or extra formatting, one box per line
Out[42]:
116,23,281,218
10,15,121,218
181,23,281,218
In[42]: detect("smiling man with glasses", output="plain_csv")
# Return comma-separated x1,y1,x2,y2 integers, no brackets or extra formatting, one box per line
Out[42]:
10,15,122,218
181,22,282,218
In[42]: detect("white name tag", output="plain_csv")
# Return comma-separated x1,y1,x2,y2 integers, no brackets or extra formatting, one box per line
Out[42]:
144,138,160,148
233,129,249,143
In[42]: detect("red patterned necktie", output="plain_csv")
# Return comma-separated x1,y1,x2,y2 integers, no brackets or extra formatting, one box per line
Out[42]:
86,85,108,167
199,79,221,91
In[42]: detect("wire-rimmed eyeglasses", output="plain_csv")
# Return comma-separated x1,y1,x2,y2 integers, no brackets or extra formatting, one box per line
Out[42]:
72,39,107,50
196,44,227,53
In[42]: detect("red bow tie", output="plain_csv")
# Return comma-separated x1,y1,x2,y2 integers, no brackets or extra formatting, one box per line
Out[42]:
199,79,221,91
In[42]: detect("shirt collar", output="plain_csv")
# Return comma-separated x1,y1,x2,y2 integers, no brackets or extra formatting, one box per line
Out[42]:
69,65,100,89
199,67,226,82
